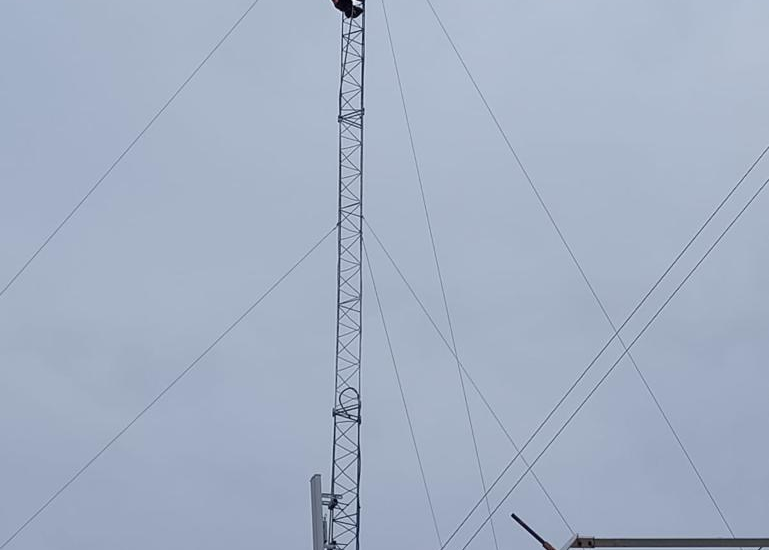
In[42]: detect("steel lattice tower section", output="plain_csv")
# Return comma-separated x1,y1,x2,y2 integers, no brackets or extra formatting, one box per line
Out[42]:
328,8,365,550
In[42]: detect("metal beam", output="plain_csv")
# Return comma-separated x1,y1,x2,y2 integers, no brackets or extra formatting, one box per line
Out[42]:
572,538,769,548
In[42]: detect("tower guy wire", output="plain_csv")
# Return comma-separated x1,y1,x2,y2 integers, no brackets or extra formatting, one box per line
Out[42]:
365,219,573,534
364,243,443,547
378,0,506,546
420,0,769,538
0,225,335,550
456,175,769,550
0,0,264,304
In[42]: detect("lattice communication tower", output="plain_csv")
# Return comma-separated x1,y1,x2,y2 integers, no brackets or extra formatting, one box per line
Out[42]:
311,7,365,550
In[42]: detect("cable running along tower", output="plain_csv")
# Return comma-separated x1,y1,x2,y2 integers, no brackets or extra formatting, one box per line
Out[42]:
312,6,365,550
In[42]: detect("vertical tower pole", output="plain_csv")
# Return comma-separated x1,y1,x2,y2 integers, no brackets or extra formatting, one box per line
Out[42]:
328,7,365,550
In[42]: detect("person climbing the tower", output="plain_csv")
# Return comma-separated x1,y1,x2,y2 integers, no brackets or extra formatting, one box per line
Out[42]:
331,0,363,19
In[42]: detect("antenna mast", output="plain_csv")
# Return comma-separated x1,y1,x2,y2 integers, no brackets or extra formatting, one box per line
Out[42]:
312,6,366,550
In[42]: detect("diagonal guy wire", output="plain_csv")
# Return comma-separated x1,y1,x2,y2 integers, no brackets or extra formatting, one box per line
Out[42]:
0,224,335,549
457,175,769,550
379,0,510,546
365,219,573,533
422,0,769,539
0,0,265,303
364,243,444,546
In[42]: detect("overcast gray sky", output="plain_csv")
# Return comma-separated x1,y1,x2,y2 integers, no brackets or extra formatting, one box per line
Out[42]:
1,1,768,549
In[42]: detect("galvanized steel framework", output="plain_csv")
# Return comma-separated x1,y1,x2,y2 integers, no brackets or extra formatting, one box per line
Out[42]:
328,8,365,550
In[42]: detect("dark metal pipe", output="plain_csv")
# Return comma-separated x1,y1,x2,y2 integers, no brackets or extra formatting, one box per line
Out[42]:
511,513,554,550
